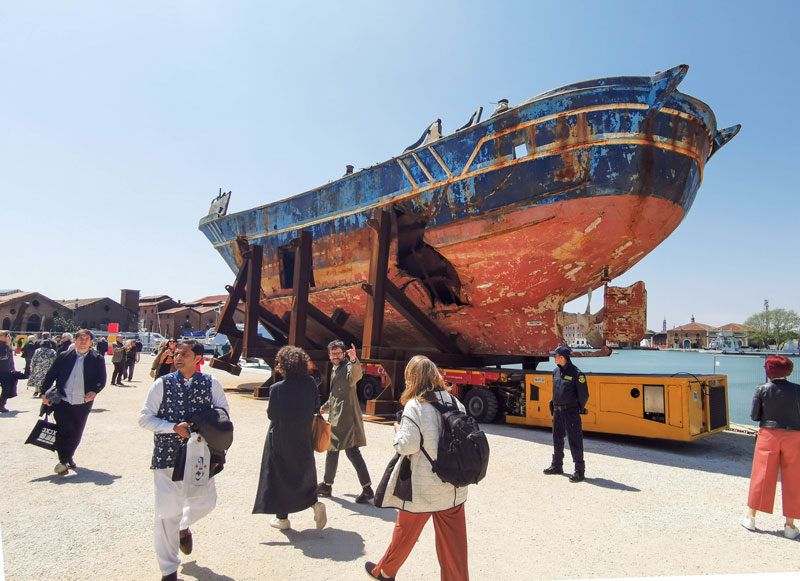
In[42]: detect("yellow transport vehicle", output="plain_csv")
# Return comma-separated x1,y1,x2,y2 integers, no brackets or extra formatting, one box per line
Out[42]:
507,372,729,442
360,363,729,442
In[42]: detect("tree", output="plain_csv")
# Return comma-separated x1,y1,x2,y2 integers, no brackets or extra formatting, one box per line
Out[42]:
51,314,79,333
744,307,800,348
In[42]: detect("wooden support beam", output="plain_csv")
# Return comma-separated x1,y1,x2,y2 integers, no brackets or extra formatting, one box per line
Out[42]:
361,209,392,359
331,308,350,327
256,306,289,343
307,303,360,347
214,241,249,336
208,357,242,376
243,244,263,357
288,230,313,348
365,280,466,355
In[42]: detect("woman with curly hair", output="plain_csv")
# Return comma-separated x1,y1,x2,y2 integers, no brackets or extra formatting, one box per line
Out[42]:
253,345,327,531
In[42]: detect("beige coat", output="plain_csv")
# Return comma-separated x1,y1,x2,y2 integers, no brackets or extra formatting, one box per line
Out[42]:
379,391,469,513
321,359,365,451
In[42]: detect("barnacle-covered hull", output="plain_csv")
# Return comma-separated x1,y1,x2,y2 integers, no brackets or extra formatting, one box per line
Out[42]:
200,65,738,357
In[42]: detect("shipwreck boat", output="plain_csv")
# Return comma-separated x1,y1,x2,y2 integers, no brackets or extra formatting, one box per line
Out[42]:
199,64,739,365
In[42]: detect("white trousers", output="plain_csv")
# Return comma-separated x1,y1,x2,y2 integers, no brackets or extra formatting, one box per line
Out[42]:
153,467,218,575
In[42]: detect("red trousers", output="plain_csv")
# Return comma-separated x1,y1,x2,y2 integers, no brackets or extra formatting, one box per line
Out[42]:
747,428,800,518
373,503,468,581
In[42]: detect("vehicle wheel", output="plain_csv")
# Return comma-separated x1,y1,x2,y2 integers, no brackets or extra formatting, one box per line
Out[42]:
357,376,382,402
463,388,498,423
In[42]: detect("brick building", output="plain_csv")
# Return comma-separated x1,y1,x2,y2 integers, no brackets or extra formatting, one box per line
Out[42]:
58,290,139,332
0,291,72,332
139,295,180,335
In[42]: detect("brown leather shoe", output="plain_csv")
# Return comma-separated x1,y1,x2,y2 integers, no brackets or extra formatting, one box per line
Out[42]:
179,528,193,555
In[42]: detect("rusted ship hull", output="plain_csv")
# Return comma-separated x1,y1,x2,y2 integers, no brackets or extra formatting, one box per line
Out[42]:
199,65,738,358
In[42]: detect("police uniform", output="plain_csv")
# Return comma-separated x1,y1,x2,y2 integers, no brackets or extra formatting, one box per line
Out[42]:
550,359,589,478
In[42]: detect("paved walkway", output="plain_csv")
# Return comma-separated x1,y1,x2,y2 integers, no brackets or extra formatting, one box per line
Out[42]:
0,353,797,580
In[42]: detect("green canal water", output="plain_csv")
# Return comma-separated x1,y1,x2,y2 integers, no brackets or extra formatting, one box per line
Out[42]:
534,350,800,426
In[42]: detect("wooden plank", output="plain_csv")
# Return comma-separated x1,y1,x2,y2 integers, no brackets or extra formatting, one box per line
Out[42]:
256,305,289,342
361,209,392,359
382,280,465,354
214,244,249,336
243,244,263,357
307,303,360,347
288,230,312,347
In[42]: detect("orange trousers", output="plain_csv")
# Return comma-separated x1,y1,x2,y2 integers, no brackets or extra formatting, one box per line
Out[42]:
373,503,468,581
747,428,800,518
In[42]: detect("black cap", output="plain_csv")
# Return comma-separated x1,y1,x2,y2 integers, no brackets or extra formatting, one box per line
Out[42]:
550,346,571,357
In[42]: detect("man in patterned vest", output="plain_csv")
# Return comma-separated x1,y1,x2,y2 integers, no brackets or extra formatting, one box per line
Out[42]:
139,340,229,581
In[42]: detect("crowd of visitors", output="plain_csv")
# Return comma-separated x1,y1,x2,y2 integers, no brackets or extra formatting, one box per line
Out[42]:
3,327,797,579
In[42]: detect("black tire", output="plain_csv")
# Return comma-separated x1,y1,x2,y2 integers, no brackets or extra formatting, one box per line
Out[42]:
463,388,498,423
357,376,382,402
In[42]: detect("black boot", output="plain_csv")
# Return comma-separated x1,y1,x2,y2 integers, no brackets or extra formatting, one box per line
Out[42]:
543,464,563,475
569,471,585,483
356,485,374,504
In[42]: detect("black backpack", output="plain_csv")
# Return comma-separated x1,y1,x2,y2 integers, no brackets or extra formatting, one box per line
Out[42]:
420,394,490,487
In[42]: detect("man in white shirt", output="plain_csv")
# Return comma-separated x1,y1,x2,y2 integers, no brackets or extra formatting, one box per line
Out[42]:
138,340,229,581
41,329,106,474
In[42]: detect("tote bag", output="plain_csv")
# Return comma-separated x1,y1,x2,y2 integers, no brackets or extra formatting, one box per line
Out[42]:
184,433,211,498
25,413,59,451
312,414,331,453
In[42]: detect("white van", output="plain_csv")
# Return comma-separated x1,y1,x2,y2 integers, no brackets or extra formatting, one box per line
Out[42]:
139,332,168,353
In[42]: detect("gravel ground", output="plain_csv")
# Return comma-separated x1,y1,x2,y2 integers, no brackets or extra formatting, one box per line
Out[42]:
0,353,797,580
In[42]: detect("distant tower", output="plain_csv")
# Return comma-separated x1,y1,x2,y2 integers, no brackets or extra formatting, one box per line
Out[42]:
662,318,667,332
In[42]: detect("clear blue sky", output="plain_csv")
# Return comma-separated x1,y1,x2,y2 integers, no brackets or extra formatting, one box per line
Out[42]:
2,1,797,331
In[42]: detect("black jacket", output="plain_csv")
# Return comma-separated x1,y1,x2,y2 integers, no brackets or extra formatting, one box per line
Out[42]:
41,349,107,398
552,360,589,408
21,341,39,360
172,407,234,481
751,379,800,431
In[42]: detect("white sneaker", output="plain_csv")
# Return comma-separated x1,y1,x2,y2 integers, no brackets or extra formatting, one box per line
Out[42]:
54,463,68,475
785,525,799,540
269,517,290,530
312,501,327,531
739,515,756,531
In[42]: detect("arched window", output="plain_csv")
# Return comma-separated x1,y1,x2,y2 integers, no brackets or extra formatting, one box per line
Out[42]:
2,317,10,329
26,314,41,332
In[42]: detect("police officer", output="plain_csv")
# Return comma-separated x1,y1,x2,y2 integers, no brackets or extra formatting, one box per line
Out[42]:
543,346,589,482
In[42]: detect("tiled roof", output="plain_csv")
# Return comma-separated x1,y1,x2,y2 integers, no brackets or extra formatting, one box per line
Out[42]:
159,306,196,315
0,291,33,304
187,295,230,305
140,295,173,303
713,323,744,331
666,322,712,332
57,297,106,309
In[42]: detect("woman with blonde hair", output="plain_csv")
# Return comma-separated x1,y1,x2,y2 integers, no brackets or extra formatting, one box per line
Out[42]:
366,355,470,581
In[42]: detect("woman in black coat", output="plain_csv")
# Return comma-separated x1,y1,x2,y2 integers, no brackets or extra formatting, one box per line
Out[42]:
253,346,327,531
0,332,17,412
